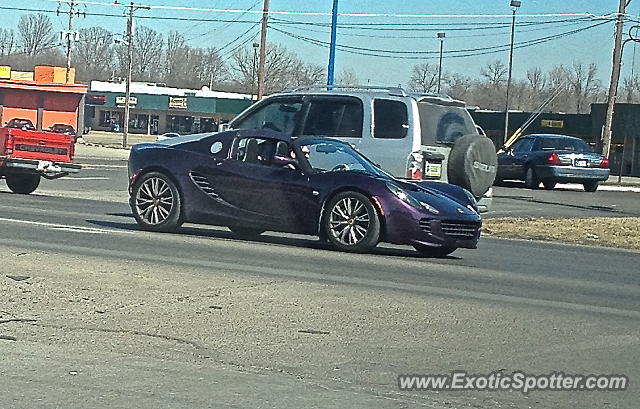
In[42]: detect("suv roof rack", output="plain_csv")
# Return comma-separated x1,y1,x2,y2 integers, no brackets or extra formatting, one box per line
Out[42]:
283,85,409,97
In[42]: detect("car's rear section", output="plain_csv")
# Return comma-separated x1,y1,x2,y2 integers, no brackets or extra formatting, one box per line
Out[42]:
0,126,79,194
536,151,610,183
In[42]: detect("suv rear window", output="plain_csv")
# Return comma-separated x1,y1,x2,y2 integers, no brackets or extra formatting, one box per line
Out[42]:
418,102,476,145
373,99,408,139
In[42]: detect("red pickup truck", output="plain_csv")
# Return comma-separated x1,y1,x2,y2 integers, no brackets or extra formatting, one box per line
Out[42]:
0,118,80,194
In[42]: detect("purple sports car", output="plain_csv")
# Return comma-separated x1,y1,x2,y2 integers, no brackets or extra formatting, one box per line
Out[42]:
128,129,482,256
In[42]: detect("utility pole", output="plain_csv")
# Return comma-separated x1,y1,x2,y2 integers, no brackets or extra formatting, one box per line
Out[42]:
256,0,270,100
437,32,445,94
57,1,83,83
602,0,630,158
122,2,150,148
327,0,339,89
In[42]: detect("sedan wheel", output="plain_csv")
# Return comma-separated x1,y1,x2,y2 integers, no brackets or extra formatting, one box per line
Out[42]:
583,181,599,192
324,191,380,253
542,180,557,190
132,172,182,232
524,167,540,189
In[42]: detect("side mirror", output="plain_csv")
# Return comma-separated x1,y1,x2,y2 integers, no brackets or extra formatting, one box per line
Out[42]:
272,154,299,169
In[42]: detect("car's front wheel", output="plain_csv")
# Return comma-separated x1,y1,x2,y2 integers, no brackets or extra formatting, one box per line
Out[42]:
5,174,40,194
413,243,456,258
324,191,380,253
583,181,599,192
131,171,183,232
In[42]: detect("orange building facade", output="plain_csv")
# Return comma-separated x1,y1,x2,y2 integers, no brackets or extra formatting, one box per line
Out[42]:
0,66,87,132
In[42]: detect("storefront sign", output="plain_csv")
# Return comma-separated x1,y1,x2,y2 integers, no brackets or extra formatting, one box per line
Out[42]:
115,96,138,107
541,119,564,129
169,97,188,110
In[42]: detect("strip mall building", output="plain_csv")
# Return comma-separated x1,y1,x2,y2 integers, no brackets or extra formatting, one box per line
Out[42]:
84,81,253,135
0,65,87,131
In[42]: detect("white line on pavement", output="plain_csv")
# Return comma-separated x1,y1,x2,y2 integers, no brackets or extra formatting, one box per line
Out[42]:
560,183,640,193
0,217,136,235
59,177,110,180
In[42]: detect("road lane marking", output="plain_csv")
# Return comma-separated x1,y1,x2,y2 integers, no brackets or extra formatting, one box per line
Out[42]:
76,164,127,169
59,177,110,180
0,217,135,235
2,236,638,320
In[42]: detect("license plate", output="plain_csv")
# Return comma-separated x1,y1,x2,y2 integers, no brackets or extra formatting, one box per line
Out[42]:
425,163,442,178
575,159,588,167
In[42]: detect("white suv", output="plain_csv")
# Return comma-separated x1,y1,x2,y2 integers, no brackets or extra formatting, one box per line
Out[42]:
225,86,497,211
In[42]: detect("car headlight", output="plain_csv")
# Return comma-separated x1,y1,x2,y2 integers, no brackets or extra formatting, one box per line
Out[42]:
463,189,479,213
386,182,439,214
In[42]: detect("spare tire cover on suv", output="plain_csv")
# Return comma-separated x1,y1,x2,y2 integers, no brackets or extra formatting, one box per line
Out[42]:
447,134,497,197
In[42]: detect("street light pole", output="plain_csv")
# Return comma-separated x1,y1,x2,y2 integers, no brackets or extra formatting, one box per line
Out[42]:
437,32,445,94
503,0,521,147
251,42,259,101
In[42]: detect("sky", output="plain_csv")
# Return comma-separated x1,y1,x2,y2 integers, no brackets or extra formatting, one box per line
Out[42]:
4,0,640,87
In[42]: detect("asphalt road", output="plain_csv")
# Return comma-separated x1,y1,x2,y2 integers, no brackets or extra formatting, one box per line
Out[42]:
0,146,639,408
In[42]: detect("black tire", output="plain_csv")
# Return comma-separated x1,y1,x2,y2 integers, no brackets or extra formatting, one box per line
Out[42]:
229,226,265,238
583,181,599,192
447,134,498,197
542,180,557,190
5,174,40,195
131,171,183,232
323,191,380,253
524,167,540,189
413,243,456,258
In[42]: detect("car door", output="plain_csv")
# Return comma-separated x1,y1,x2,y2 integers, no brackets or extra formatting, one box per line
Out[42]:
199,137,319,233
498,138,532,180
511,138,535,179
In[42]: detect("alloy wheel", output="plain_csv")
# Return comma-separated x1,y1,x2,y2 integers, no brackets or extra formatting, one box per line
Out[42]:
329,196,371,246
135,176,174,225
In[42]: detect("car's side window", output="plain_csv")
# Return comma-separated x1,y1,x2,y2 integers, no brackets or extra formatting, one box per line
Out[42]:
234,137,289,168
512,138,533,153
233,99,303,136
302,99,363,138
373,99,408,139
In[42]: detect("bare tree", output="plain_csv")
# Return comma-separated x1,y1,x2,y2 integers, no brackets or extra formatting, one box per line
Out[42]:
566,62,600,113
74,27,114,81
188,47,228,89
336,68,359,85
409,63,439,93
132,26,163,81
18,14,56,57
480,60,507,86
445,73,473,101
0,28,16,56
232,43,305,94
621,75,640,103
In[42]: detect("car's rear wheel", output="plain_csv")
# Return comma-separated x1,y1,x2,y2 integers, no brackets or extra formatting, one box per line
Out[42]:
583,181,599,192
229,226,265,238
324,191,380,253
542,180,557,190
131,171,183,232
5,174,40,195
413,243,456,258
524,167,540,189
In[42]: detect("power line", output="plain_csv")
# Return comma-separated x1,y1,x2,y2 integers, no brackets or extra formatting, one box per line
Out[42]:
270,19,612,60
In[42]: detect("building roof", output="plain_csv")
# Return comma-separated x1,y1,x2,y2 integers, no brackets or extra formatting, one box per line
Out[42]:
0,79,87,94
90,81,251,100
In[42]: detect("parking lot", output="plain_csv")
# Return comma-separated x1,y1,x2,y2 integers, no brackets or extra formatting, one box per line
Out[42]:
1,142,638,408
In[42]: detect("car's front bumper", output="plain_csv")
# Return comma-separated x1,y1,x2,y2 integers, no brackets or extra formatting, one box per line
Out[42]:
0,157,80,179
536,165,609,182
381,203,481,249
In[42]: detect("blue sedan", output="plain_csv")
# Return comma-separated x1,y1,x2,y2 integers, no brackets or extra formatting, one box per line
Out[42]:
497,134,610,192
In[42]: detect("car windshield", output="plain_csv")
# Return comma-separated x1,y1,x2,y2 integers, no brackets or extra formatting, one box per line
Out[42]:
539,137,593,153
299,139,387,177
